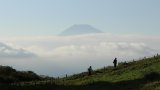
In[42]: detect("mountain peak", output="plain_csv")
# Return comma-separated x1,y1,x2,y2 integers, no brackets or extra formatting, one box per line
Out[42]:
60,24,102,36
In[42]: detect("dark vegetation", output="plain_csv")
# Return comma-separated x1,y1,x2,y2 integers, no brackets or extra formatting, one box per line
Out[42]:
0,66,41,83
0,54,160,90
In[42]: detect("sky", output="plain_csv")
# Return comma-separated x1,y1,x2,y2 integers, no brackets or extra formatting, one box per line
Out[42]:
0,0,160,36
0,0,160,77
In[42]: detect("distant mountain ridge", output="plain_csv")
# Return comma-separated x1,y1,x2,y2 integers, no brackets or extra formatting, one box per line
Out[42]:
60,24,102,36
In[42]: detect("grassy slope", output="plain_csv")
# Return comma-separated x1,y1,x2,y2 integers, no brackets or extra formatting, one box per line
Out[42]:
1,55,160,90
66,56,160,85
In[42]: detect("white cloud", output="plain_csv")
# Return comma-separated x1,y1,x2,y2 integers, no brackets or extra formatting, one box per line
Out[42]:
0,33,159,76
4,33,157,58
49,42,156,60
0,42,35,58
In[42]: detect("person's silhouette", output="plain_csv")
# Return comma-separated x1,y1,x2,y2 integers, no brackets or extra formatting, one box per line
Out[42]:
113,58,117,68
88,66,92,76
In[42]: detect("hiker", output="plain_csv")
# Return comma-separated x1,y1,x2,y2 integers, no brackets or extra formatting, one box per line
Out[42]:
113,58,117,68
88,66,93,76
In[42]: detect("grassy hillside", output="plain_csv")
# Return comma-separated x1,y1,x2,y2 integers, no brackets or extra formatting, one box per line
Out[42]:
1,55,160,90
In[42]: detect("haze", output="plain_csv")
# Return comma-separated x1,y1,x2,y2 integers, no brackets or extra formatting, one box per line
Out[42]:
0,0,160,77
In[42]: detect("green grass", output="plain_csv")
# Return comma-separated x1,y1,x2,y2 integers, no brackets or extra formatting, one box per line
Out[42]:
1,55,160,90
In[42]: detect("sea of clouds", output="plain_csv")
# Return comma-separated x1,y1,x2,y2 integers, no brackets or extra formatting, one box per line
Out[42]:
0,33,159,77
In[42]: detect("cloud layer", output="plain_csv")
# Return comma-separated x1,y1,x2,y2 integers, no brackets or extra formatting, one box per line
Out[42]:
0,33,159,76
0,42,35,58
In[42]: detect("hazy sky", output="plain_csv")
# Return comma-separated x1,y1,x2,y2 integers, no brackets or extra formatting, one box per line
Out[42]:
0,0,160,36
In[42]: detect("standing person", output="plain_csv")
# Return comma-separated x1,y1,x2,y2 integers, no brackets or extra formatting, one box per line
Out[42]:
88,66,92,76
113,58,117,68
